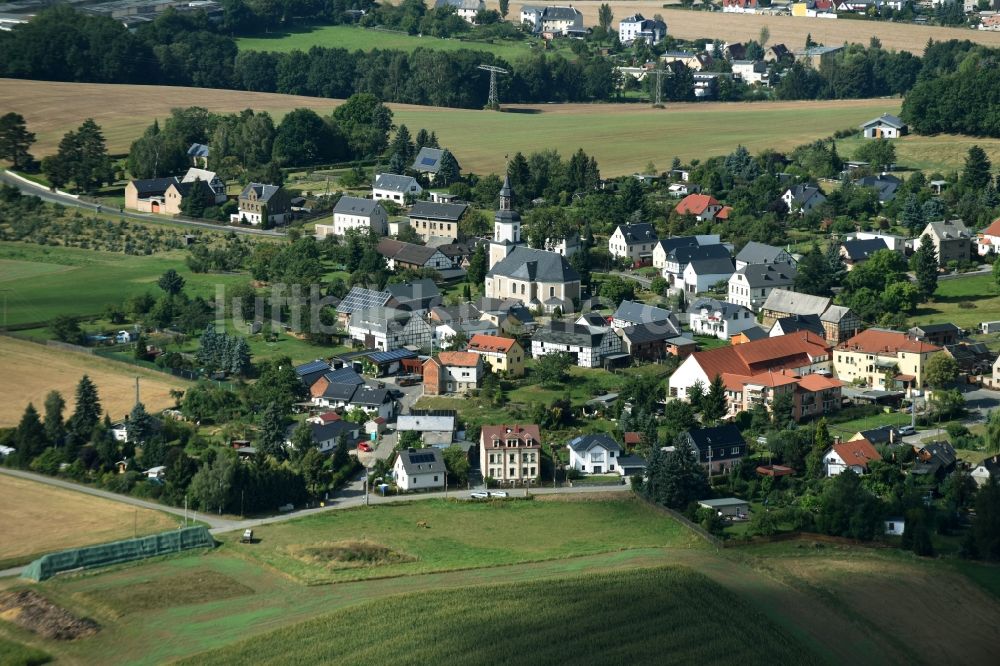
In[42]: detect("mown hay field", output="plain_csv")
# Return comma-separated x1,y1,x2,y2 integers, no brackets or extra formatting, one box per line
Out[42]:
0,475,178,568
1,79,912,176
0,335,187,426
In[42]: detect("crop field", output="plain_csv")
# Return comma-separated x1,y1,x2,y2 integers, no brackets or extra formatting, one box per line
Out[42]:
0,336,188,426
224,497,704,583
1,78,923,176
237,24,563,60
180,567,814,666
908,273,1000,330
0,475,179,569
839,133,1000,174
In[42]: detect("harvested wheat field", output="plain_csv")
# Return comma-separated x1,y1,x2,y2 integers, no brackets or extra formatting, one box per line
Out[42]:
0,475,178,567
502,2,1000,54
0,335,187,426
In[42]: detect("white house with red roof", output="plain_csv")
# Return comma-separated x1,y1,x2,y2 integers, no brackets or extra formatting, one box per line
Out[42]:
976,217,1000,256
823,439,881,476
674,193,723,222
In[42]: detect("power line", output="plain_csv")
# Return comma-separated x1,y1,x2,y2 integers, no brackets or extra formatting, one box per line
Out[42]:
477,64,510,110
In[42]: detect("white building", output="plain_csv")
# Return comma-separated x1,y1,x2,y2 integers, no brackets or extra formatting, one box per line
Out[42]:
782,184,827,215
520,5,584,35
681,256,735,295
392,448,446,491
348,307,434,351
433,0,485,23
181,167,227,204
608,223,658,264
730,60,769,85
322,196,388,238
728,263,797,312
823,440,881,477
619,13,666,45
567,433,622,475
372,173,421,203
859,113,908,139
687,298,758,340
531,321,621,368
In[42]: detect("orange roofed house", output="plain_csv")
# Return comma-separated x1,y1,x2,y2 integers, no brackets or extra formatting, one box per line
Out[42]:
466,333,524,377
422,351,483,396
823,439,881,476
674,193,723,222
480,424,542,486
833,328,941,394
976,217,1000,256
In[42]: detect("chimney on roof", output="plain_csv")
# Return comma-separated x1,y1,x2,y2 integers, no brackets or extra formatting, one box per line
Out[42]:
833,435,841,445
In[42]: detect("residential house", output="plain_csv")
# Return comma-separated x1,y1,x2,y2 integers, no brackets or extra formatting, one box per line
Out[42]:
377,238,452,272
619,13,666,45
823,439,881,476
407,200,468,244
674,193,723,222
335,286,392,326
467,333,525,377
652,236,698,270
833,328,942,393
423,351,483,395
611,300,680,333
435,319,498,348
477,297,536,334
396,413,456,447
231,182,290,226
907,323,962,347
943,341,992,374
688,298,757,340
163,179,217,216
392,448,446,491
731,60,769,85
181,167,226,204
608,223,658,264
698,498,750,519
731,326,768,344
372,173,422,203
770,314,825,338
693,72,731,98
480,424,541,486
384,279,442,313
764,44,791,63
318,196,388,238
682,425,747,474
412,147,460,182
531,320,622,368
761,289,861,345
975,217,1000,256
921,220,971,265
728,262,797,312
568,433,623,474
734,241,795,270
860,113,908,139
619,323,687,361
287,420,361,454
484,246,581,313
723,0,759,11
971,455,1000,487
348,385,396,420
519,5,584,35
840,238,890,270
661,244,731,288
846,230,909,253
428,303,482,326
851,425,901,447
295,359,334,388
187,143,209,167
660,50,710,71
348,307,434,351
434,0,485,22
681,255,736,295
793,45,842,68
782,184,826,215
912,441,957,480
855,174,901,202
125,176,179,213
309,368,365,402
669,331,832,399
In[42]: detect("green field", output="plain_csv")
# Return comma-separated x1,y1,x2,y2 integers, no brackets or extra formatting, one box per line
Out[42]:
0,638,50,666
179,567,813,666
227,497,703,584
237,24,559,61
908,273,1000,330
839,133,1000,175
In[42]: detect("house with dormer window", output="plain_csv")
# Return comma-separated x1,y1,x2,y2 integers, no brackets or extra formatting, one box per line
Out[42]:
479,424,541,486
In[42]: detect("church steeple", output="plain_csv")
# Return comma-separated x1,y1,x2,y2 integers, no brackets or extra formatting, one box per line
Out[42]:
490,173,522,268
499,174,513,211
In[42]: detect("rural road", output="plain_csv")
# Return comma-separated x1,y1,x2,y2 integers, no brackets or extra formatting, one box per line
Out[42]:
1,170,285,238
597,270,654,288
0,466,628,578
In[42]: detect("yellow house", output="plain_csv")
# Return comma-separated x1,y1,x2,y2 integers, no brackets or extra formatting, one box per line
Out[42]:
467,334,525,378
833,328,941,394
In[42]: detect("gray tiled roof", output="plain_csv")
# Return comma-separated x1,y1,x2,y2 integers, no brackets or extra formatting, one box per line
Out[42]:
374,173,418,193
688,256,735,275
397,447,446,475
130,176,179,198
533,321,606,347
615,223,658,244
334,195,382,217
567,433,622,454
735,263,797,289
861,113,905,129
773,314,823,337
409,200,468,221
735,241,786,265
841,238,889,262
612,300,678,330
487,246,580,283
761,289,830,316
239,182,282,203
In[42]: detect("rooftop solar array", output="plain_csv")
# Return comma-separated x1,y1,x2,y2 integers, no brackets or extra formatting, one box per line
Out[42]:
420,157,436,166
367,348,418,364
409,453,436,464
295,360,330,377
336,287,391,314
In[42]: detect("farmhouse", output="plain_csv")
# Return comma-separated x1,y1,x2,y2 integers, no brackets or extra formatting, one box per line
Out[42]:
480,424,541,486
377,238,452,272
567,433,623,474
860,113,908,139
760,289,861,345
372,173,421,203
823,439,881,476
231,182,290,226
687,298,757,340
396,414,456,447
384,279,442,313
682,424,747,474
770,314,825,338
125,176,179,213
392,448,446,491
181,167,226,204
434,0,484,22
520,5,584,35
348,307,434,351
319,196,388,238
833,328,941,393
336,286,393,325
608,223,658,264
422,351,483,395
467,333,524,377
531,320,622,368
611,300,680,333
921,220,971,265
728,262,797,312
408,200,468,244
619,13,666,45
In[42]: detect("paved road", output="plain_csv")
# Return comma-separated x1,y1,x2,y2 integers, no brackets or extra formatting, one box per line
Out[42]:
1,170,284,238
597,270,654,288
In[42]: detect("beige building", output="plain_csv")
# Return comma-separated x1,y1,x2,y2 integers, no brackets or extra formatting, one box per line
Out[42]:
479,424,541,486
466,334,525,377
484,247,581,313
921,220,971,265
833,328,941,393
407,200,467,244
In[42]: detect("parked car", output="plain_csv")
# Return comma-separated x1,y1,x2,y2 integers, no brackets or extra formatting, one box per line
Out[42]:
470,491,489,499
489,491,508,498
899,425,916,436
388,389,404,399
358,442,373,452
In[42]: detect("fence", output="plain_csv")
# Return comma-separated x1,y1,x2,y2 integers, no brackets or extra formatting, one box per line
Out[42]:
635,493,723,548
23,527,215,581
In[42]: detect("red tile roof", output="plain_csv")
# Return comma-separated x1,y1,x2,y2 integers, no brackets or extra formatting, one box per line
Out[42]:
437,351,481,367
797,373,844,392
674,193,720,216
315,412,341,423
624,432,642,444
693,331,830,383
468,334,518,354
716,206,733,220
830,439,881,470
837,329,941,355
980,217,1000,238
480,424,541,446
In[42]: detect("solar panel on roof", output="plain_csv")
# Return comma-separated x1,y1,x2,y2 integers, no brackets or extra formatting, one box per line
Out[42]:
410,453,436,464
420,157,437,166
295,360,330,376
367,349,418,364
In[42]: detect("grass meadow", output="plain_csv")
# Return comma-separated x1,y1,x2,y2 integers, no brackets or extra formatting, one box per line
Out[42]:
908,273,1000,330
177,567,815,666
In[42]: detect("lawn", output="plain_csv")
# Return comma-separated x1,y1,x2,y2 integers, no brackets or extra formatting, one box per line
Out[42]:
0,638,50,666
237,24,559,61
178,567,815,666
0,336,189,426
908,273,1000,330
839,133,1000,175
0,474,179,569
225,496,703,584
